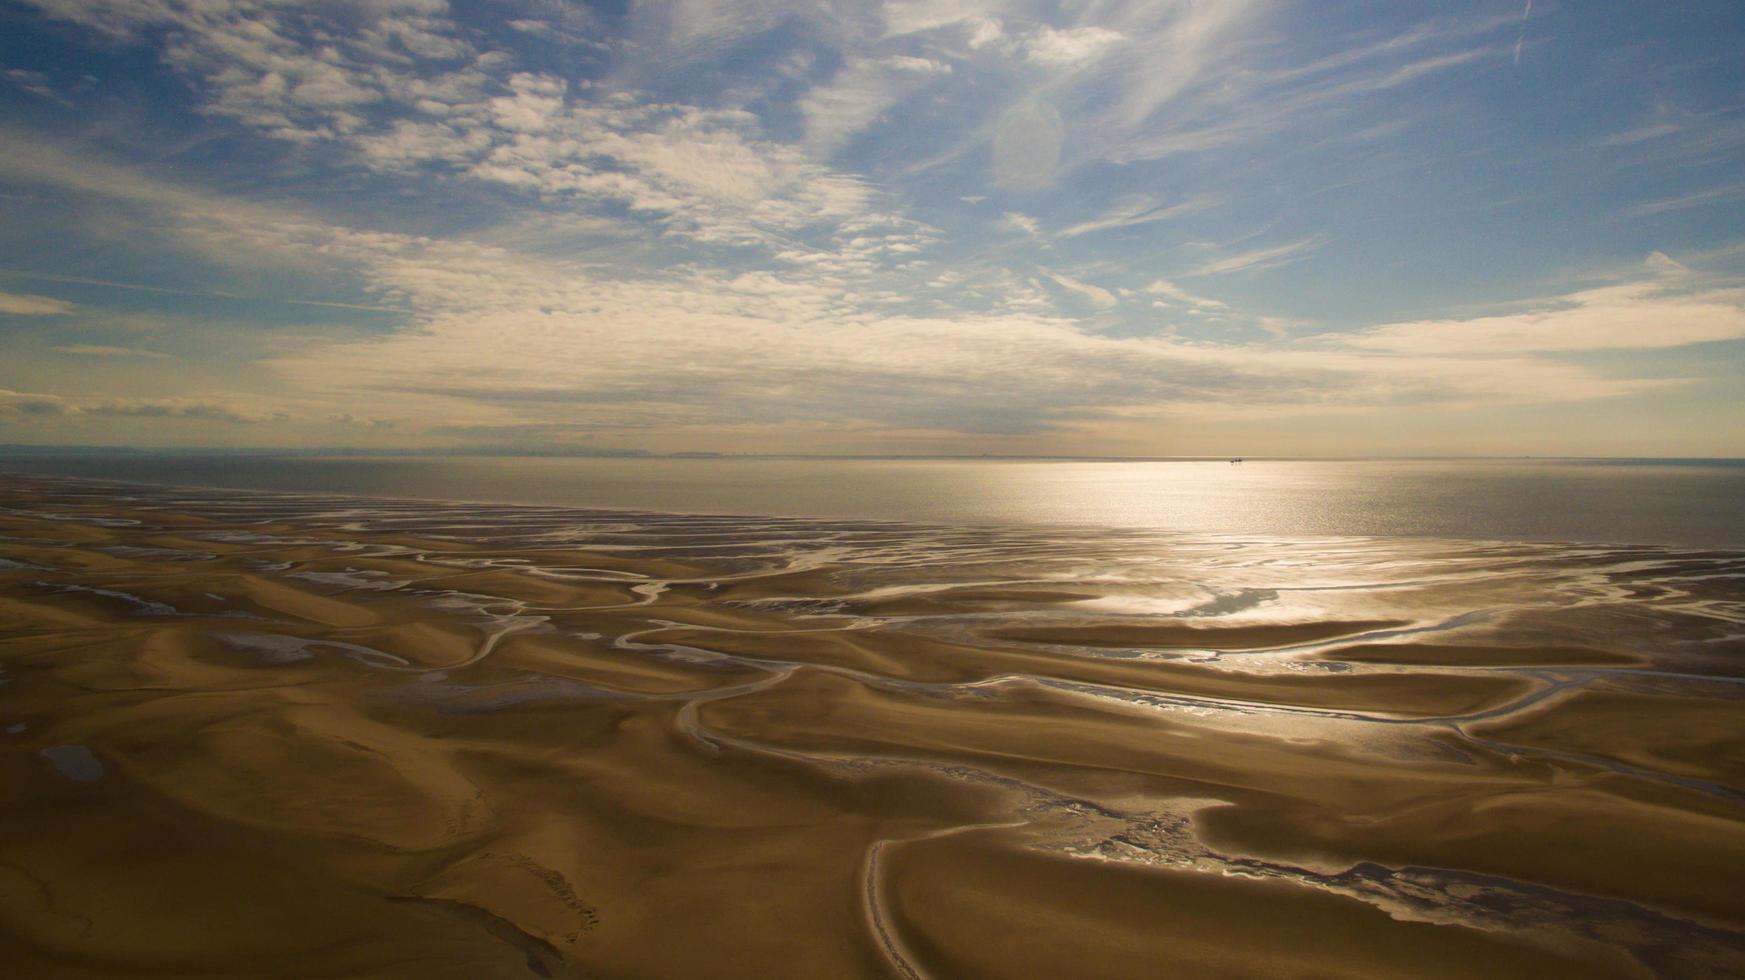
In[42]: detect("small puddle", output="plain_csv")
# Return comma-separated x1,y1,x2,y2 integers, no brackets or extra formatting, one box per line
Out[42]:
41,744,104,782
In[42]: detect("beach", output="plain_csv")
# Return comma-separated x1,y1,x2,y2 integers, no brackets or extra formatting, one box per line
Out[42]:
1,473,1741,977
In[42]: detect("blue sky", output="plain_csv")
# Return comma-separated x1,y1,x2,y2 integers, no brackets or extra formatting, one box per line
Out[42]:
1,0,1742,455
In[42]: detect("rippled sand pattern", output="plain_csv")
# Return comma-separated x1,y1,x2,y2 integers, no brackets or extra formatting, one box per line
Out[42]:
1,475,1742,978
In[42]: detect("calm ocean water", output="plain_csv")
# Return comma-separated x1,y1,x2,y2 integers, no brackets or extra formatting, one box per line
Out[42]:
3,455,1743,549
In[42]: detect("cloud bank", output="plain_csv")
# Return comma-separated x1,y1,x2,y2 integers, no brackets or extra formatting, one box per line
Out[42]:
1,0,1741,453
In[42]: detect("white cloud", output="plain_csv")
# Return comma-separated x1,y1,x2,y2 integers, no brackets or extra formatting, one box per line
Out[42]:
259,262,1672,438
0,388,70,415
1102,29,1500,167
1189,236,1326,276
799,55,951,156
52,344,170,358
1644,251,1689,278
1102,0,1259,129
3,67,66,104
20,0,475,141
1059,195,1214,238
1146,279,1228,310
0,387,264,422
965,17,1005,50
1627,181,1745,217
4,3,1738,453
1024,26,1124,67
881,0,1002,38
82,398,276,423
1345,280,1745,354
0,290,74,315
19,0,912,255
3,139,1699,440
1045,272,1118,309
1513,0,1533,65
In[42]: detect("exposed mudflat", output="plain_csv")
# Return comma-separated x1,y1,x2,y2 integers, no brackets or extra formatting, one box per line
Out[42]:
0,475,1741,977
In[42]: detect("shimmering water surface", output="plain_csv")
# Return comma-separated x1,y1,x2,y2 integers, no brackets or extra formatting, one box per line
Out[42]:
4,455,1743,547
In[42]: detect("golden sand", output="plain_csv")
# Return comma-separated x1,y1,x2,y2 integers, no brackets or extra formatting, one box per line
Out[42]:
0,477,1741,977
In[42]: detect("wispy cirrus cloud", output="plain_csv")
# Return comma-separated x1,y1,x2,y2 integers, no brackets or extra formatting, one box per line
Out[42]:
1044,271,1118,309
1058,195,1215,239
2,67,68,104
800,55,952,156
1145,280,1228,311
52,344,171,358
1345,281,1745,354
1189,236,1327,277
1627,181,1745,217
0,388,71,415
0,387,268,422
0,290,75,315
1095,29,1502,168
82,398,278,423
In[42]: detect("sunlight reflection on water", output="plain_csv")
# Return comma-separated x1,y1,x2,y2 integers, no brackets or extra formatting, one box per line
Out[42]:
4,456,1743,548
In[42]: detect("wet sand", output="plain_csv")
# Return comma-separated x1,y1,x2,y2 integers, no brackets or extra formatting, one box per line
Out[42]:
0,475,1741,977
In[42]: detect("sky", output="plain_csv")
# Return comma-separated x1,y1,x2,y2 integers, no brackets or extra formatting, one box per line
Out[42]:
0,0,1742,456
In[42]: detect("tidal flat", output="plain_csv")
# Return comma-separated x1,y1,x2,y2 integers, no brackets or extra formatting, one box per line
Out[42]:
0,475,1741,977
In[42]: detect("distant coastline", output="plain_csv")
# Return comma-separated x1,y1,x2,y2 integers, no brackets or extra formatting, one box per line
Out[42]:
2,444,1741,464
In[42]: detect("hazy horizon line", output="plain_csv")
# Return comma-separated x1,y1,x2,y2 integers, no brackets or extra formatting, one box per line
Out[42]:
2,444,1742,464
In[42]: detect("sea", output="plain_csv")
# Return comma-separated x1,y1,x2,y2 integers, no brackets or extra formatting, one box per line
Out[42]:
2,454,1742,549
